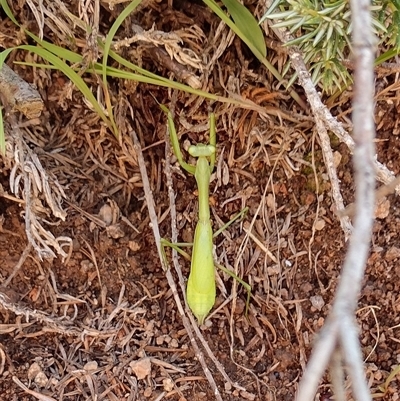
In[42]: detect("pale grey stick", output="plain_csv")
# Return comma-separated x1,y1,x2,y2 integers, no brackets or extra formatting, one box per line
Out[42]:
293,0,376,398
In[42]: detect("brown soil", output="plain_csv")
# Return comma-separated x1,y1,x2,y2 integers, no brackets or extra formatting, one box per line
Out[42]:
0,1,399,400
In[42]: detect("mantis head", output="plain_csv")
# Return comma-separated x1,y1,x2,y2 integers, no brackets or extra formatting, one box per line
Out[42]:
188,144,216,158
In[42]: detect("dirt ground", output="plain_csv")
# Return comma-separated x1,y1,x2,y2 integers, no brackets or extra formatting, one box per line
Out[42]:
0,1,400,400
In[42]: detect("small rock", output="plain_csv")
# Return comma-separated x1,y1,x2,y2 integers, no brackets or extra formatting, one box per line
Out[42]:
333,151,342,168
106,223,125,239
28,362,42,381
314,219,326,231
98,204,114,226
300,282,314,295
130,357,151,380
128,241,140,252
374,370,383,381
266,193,275,209
240,390,256,400
34,371,48,388
310,295,325,311
163,378,174,392
28,362,48,388
143,386,152,397
83,361,98,371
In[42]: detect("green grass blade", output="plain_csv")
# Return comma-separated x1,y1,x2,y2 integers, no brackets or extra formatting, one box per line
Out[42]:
101,0,144,136
375,48,400,65
203,0,266,61
0,0,19,25
104,49,265,110
220,0,266,57
106,49,219,97
100,55,267,111
33,37,84,63
203,0,306,108
2,1,270,119
102,0,143,86
0,48,14,68
17,53,266,113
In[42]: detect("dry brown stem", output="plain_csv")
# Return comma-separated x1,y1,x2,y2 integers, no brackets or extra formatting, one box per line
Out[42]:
2,243,32,288
3,116,70,260
260,19,353,237
0,292,84,337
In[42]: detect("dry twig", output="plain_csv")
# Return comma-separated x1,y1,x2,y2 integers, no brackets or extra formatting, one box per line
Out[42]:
0,292,85,337
3,116,70,260
260,11,353,237
2,243,32,288
13,376,56,401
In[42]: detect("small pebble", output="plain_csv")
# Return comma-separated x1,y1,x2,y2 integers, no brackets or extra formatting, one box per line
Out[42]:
310,295,325,311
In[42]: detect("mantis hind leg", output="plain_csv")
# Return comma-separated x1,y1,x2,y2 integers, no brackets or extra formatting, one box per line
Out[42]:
216,262,251,318
212,207,251,318
160,238,192,273
213,207,249,238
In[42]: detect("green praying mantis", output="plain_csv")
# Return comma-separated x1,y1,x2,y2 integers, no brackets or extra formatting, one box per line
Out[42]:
161,106,250,325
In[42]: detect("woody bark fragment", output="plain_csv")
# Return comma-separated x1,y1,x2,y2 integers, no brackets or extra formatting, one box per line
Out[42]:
0,63,44,119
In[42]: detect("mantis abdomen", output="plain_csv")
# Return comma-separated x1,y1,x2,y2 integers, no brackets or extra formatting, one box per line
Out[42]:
187,218,215,325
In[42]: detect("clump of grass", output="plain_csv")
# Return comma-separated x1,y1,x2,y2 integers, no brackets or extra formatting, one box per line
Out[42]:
260,0,400,94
